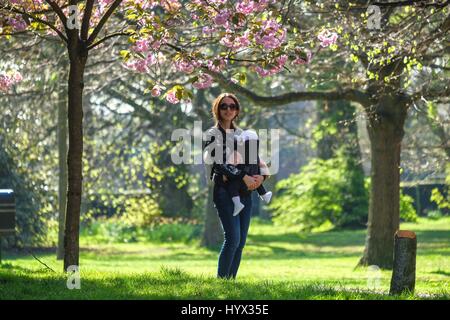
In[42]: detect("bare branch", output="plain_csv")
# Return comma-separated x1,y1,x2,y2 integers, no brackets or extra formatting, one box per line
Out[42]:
81,0,95,41
44,0,67,26
87,31,130,50
203,69,372,107
87,0,123,46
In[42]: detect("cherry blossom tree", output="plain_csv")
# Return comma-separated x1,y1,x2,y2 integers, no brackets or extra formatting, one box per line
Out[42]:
0,0,139,270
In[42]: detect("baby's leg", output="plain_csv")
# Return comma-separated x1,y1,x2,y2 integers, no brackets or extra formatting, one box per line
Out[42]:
256,184,267,196
257,184,272,204
228,179,245,216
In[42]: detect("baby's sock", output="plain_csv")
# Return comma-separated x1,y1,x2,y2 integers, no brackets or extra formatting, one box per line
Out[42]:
259,191,272,204
232,196,245,216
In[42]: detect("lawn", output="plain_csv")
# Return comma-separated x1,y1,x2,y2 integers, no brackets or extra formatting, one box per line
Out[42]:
0,217,449,300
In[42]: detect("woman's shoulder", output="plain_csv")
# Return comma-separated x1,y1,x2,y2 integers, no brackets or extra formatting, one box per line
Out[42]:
205,125,221,138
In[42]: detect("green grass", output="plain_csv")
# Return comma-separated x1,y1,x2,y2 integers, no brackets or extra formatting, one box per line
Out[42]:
1,217,449,300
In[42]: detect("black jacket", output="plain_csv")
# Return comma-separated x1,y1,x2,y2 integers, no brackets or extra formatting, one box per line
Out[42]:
203,124,250,195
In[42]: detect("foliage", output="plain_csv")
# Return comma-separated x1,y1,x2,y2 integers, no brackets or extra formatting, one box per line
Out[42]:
270,147,419,229
426,210,444,220
0,128,56,248
430,163,450,212
269,147,368,231
80,217,201,244
399,193,418,223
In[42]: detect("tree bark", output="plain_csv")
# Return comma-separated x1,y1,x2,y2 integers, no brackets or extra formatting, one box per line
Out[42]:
390,230,417,295
201,183,222,247
64,35,88,271
359,94,408,269
57,95,68,260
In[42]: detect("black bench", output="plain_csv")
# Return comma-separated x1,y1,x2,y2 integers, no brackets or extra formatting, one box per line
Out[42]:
0,189,15,263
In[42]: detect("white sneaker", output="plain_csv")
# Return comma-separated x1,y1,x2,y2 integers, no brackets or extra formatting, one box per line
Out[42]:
259,191,272,204
233,202,245,216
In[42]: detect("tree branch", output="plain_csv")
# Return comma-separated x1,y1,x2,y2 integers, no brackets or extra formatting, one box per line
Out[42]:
0,4,67,42
372,0,450,8
202,69,372,107
87,31,130,50
81,0,95,41
44,0,67,26
87,0,123,46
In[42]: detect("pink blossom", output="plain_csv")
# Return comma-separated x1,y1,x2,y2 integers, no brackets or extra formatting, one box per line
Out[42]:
293,50,312,65
220,30,251,50
207,58,227,72
133,39,150,53
202,26,216,36
6,15,28,32
193,73,214,89
318,30,338,47
236,0,256,14
253,55,288,77
255,19,287,50
214,10,231,26
0,71,22,93
166,90,180,104
174,59,195,74
151,85,162,97
124,54,156,73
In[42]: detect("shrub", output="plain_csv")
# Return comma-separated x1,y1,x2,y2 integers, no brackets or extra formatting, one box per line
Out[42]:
269,149,368,231
80,217,201,244
269,149,418,230
426,210,443,220
400,193,418,222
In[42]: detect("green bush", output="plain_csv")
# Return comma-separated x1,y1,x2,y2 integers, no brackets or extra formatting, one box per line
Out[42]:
400,193,418,222
80,217,201,244
426,210,443,220
269,149,368,231
269,149,418,230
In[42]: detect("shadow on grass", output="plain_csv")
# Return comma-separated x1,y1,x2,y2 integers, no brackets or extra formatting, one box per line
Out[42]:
431,270,450,277
1,265,447,300
247,229,449,252
247,230,366,247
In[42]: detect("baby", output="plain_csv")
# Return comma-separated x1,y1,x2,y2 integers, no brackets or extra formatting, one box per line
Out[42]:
223,129,272,216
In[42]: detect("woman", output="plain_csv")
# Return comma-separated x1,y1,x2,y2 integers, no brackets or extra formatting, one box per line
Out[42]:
203,92,268,279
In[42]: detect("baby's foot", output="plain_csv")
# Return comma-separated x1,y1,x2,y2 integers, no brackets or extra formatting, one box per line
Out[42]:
259,191,272,204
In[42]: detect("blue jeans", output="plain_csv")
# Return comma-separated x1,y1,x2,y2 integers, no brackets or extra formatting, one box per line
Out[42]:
213,185,253,279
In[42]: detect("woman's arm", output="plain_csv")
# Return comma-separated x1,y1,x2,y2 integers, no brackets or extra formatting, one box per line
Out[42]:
213,163,246,181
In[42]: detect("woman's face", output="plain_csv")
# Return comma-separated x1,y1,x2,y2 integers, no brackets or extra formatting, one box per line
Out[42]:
219,97,239,122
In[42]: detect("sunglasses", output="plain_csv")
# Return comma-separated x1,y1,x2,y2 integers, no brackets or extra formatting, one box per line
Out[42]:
219,103,239,111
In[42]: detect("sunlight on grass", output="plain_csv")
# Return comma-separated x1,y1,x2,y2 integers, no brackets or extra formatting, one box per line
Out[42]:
1,217,449,299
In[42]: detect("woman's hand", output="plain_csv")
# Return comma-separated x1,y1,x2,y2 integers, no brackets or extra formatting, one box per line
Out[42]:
251,175,264,189
243,175,258,190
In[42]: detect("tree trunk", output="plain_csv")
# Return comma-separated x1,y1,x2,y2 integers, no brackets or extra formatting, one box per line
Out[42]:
201,183,222,247
57,95,68,260
390,230,417,295
359,95,408,269
64,36,87,271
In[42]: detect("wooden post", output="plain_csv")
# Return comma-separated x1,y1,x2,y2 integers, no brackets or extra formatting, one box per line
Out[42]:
390,230,417,295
